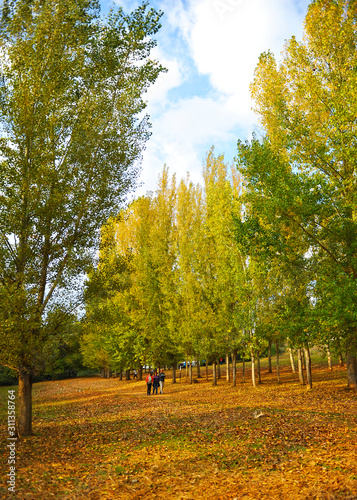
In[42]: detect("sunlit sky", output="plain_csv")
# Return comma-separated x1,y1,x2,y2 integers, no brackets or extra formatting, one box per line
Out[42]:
101,0,311,197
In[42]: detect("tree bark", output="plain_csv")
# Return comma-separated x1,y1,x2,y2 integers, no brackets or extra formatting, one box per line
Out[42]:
185,360,188,379
268,340,272,373
212,361,217,386
326,344,332,370
251,350,256,388
172,363,176,384
232,352,237,387
304,344,312,390
119,371,123,381
226,354,230,382
189,362,193,384
257,352,261,384
276,342,280,384
297,348,305,385
339,351,344,367
347,354,357,392
242,357,245,383
125,369,130,380
18,370,33,436
289,348,296,373
337,338,344,366
196,360,201,378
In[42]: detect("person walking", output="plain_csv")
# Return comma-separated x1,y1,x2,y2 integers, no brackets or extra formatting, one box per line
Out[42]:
146,372,153,395
133,369,138,379
152,371,159,395
159,368,166,394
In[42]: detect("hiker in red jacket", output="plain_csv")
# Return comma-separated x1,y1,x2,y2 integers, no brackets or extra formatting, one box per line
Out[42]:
146,372,153,395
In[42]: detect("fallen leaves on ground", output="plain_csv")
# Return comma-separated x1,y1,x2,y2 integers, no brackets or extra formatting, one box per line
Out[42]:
0,364,356,499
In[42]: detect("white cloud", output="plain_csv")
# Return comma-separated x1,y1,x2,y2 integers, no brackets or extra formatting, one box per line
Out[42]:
173,0,309,110
130,0,311,194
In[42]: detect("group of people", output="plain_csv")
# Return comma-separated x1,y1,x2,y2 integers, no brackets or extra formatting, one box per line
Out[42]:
145,369,166,395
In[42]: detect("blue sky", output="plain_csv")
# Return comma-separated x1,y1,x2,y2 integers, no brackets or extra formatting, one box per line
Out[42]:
101,0,311,196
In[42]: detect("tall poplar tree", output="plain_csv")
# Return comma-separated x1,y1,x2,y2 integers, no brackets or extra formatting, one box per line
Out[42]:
203,151,245,374
0,0,164,434
241,0,357,390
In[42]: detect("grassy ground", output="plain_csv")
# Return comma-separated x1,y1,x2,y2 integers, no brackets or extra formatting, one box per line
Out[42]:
0,355,356,499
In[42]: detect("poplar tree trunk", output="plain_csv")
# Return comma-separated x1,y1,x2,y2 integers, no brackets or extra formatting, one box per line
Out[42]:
276,342,280,384
347,354,357,392
212,361,217,386
257,353,261,384
185,360,188,379
119,371,123,380
226,354,230,382
189,362,193,384
125,369,130,380
268,340,272,373
196,360,201,378
298,348,305,385
242,358,245,383
18,370,33,436
232,352,237,387
172,363,176,384
289,348,296,373
337,338,344,366
251,350,256,388
326,344,332,370
304,345,312,390
339,352,344,367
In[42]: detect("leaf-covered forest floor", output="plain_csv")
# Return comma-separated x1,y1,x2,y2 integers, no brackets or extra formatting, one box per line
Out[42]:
1,360,357,499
